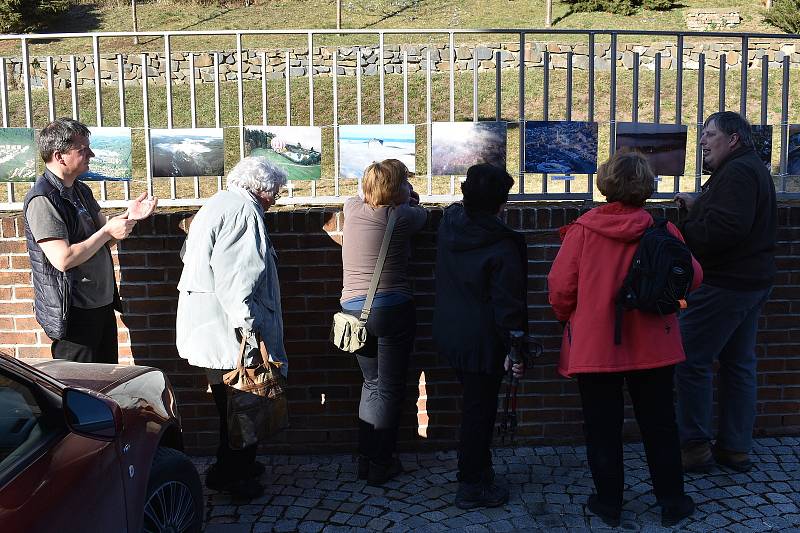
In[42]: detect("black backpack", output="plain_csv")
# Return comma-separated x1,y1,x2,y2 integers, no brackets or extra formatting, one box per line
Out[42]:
614,217,694,345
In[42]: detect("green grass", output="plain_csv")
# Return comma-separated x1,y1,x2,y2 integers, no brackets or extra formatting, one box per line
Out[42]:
250,147,321,181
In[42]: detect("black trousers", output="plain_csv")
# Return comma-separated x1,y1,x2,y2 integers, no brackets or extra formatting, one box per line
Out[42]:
456,370,504,483
210,383,257,475
51,304,118,363
348,300,416,465
577,365,685,510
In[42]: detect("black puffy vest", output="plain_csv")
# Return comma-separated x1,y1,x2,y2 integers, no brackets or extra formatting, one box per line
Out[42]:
22,171,115,339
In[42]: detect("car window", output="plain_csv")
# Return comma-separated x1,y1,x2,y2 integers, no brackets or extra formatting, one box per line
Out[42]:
0,371,62,479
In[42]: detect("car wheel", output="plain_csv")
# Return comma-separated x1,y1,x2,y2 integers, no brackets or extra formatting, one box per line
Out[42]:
142,447,203,533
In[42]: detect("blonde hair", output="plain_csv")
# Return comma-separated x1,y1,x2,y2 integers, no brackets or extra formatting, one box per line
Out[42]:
597,151,655,207
362,159,409,207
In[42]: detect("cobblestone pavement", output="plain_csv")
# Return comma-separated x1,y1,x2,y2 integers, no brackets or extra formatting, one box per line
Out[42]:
195,436,800,532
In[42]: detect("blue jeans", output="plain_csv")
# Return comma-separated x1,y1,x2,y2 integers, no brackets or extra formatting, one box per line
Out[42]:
344,299,416,463
675,284,771,453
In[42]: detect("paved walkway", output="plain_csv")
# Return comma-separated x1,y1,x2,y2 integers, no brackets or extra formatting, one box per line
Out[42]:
195,436,800,532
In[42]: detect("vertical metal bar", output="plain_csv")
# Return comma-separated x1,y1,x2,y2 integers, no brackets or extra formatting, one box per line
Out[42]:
654,52,661,124
676,35,684,124
164,34,173,129
740,36,748,118
518,32,525,193
695,54,705,193
21,39,32,128
566,51,573,121
719,53,726,111
237,33,245,159
632,52,639,123
473,53,478,122
495,50,501,121
760,54,768,126
609,33,617,155
117,54,126,128
189,53,198,199
46,56,55,122
142,53,153,198
356,48,362,125
308,32,315,126
92,35,102,126
285,50,291,126
379,32,385,124
403,51,409,124
0,59,8,127
543,51,550,120
779,56,789,190
70,55,79,121
449,32,455,122
588,34,595,123
261,51,268,126
333,51,339,194
116,54,126,201
426,49,432,195
214,53,222,191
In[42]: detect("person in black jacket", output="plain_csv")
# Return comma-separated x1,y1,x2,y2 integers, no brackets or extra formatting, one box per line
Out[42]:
674,111,777,474
434,164,526,510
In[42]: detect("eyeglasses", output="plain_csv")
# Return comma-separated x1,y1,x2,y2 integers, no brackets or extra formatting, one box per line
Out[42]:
272,190,282,201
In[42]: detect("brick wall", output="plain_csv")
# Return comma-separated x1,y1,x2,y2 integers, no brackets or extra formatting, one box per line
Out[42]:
1,204,798,455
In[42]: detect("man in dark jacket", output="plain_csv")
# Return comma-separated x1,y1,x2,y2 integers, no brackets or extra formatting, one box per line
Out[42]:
434,164,526,510
23,118,157,362
674,111,776,473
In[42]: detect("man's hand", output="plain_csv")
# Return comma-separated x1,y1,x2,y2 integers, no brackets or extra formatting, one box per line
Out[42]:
674,192,696,211
504,355,525,379
126,192,158,221
104,213,137,240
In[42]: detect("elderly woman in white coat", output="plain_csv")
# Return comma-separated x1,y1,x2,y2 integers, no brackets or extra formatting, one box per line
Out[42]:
176,156,287,499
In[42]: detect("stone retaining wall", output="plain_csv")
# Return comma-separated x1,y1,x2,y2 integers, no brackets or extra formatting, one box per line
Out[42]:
4,40,800,90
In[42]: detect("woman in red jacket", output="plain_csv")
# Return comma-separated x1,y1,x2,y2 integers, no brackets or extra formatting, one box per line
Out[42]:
548,152,702,527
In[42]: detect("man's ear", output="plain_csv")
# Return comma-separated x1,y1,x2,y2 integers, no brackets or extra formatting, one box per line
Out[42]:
729,132,740,147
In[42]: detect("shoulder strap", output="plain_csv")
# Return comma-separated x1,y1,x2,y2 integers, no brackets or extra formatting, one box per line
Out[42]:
359,208,398,323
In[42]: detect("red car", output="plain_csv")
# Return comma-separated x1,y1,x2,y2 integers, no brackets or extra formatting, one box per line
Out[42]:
0,352,203,533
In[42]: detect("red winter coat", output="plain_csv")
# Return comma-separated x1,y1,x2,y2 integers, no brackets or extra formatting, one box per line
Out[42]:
547,202,703,378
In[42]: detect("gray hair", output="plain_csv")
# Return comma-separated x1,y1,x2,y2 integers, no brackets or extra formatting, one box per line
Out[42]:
226,156,288,194
38,118,91,162
704,111,754,149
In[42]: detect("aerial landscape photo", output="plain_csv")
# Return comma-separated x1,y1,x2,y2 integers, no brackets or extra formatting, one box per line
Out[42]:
0,128,36,182
338,124,416,179
431,122,507,176
751,124,773,172
82,127,132,181
150,128,225,177
245,126,322,180
525,121,598,174
789,125,800,176
615,122,688,176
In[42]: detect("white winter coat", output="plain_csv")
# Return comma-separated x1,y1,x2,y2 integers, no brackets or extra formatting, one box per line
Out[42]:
176,185,287,376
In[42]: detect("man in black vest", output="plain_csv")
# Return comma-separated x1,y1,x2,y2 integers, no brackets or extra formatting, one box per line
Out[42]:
674,111,777,474
23,118,157,363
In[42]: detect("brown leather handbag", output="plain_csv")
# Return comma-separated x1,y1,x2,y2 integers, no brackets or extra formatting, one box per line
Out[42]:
223,334,289,450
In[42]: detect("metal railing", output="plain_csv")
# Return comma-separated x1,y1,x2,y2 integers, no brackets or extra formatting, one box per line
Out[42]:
1,28,798,210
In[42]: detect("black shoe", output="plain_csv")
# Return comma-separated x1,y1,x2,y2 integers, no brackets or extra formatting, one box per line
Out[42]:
357,455,370,480
226,477,264,499
367,457,403,486
661,494,695,526
586,494,621,527
251,461,266,478
454,481,509,510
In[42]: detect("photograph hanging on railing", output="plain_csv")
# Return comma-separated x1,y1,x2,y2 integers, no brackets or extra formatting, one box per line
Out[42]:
524,121,598,175
431,121,507,176
149,128,225,178
244,126,322,181
615,123,688,177
81,127,133,181
789,125,800,176
338,124,416,179
0,128,36,182
751,125,773,173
